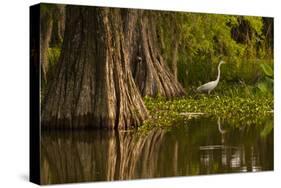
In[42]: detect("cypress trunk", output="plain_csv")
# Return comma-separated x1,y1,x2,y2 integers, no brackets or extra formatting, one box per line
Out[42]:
42,6,148,129
40,5,65,85
171,38,179,81
131,12,185,98
40,11,53,84
50,5,65,47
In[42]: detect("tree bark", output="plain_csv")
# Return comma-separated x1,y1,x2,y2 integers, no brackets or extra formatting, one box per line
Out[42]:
42,6,148,129
40,11,53,84
50,5,65,47
40,5,65,85
131,12,185,98
171,38,179,81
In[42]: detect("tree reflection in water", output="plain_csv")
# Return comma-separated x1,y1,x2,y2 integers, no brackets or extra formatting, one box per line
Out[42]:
41,117,273,184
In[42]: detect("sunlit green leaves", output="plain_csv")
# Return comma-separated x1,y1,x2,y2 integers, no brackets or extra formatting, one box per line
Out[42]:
260,63,273,77
260,120,273,138
143,94,273,130
244,16,264,36
257,63,273,94
158,12,272,89
48,47,61,66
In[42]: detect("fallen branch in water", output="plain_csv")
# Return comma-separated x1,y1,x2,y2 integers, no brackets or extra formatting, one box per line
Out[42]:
179,112,205,116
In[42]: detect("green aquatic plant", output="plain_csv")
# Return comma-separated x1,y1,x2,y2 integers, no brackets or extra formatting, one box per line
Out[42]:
141,94,273,131
257,63,273,95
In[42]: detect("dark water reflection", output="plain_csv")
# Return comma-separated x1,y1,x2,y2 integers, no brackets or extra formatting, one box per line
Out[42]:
41,116,273,184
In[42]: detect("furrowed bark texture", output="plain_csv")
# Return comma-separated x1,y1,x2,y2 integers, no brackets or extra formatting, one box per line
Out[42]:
40,11,53,83
41,5,66,84
131,12,185,98
171,38,179,81
50,5,65,47
42,6,148,129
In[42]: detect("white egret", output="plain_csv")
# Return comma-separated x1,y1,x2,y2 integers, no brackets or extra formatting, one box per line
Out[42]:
197,61,225,94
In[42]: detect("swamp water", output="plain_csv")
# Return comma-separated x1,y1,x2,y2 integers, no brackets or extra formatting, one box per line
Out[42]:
41,116,273,184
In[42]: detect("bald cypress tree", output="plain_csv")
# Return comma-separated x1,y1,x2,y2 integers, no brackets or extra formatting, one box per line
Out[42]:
42,6,148,129
131,11,185,98
42,6,185,129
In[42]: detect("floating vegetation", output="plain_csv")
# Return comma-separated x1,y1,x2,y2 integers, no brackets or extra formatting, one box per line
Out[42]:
140,94,273,131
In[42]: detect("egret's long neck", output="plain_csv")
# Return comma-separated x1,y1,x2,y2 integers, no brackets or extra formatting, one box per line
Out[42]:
216,63,222,82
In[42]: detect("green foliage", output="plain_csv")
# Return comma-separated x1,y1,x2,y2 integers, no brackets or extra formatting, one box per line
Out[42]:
40,4,56,18
41,3,64,18
48,47,61,66
158,12,273,91
148,13,273,132
257,62,273,95
244,16,264,35
260,119,273,138
142,94,273,131
260,63,273,77
41,47,61,99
